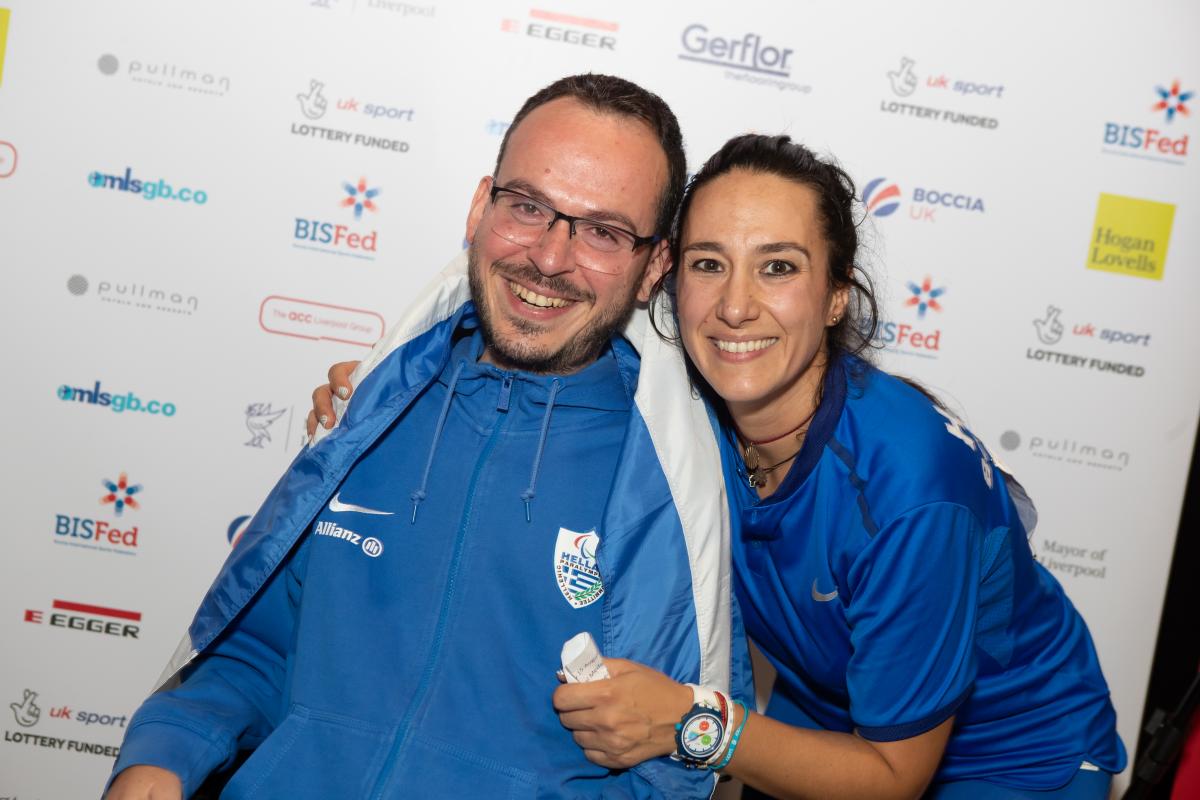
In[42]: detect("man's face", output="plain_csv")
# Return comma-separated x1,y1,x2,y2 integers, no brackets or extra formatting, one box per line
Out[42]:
465,97,669,374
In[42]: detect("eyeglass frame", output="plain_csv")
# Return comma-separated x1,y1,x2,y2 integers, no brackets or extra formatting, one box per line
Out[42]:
488,183,663,252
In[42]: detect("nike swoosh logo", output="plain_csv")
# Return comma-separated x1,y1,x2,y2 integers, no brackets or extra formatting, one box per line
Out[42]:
328,492,394,516
811,578,838,602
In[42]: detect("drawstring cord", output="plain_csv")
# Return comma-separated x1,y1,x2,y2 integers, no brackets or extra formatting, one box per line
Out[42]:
410,360,466,524
521,379,561,523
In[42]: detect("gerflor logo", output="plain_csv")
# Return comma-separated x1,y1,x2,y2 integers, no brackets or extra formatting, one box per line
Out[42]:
677,23,810,93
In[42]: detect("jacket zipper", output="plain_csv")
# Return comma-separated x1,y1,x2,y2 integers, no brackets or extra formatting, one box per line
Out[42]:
368,395,509,799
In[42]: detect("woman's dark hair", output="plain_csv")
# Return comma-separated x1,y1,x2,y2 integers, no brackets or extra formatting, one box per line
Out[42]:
650,134,878,363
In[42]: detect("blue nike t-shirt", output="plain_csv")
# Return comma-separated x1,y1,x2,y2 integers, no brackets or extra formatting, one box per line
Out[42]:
722,355,1126,789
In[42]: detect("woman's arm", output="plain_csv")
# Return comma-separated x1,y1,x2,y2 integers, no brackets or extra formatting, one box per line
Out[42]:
553,658,951,800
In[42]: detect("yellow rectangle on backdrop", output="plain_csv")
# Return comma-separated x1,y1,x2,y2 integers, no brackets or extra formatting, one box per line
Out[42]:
1087,193,1175,281
0,8,10,87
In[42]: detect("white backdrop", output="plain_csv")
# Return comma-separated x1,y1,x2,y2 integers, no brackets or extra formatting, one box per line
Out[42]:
1,0,1197,796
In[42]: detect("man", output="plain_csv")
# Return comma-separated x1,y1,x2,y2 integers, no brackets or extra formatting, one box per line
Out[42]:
106,74,746,799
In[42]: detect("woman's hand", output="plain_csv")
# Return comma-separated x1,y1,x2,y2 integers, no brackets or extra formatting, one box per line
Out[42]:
553,658,694,770
304,360,360,437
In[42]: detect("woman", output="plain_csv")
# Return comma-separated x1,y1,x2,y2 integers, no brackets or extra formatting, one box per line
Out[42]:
308,136,1126,799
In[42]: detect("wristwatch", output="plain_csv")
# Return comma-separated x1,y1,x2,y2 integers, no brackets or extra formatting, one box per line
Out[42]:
672,685,727,768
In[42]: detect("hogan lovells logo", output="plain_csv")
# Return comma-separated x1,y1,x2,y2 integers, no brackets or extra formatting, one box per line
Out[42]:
862,176,986,222
677,24,811,93
881,56,1001,130
293,177,381,260
501,8,618,50
292,78,411,154
1102,80,1192,166
54,472,144,556
1086,193,1175,281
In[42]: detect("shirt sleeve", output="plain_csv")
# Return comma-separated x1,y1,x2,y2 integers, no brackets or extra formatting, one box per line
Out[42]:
842,502,983,742
107,534,311,797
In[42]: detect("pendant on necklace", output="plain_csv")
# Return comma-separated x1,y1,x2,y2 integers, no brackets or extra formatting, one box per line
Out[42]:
743,444,765,489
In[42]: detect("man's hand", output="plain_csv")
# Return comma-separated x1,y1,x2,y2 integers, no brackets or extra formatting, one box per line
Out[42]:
305,360,360,437
553,658,693,770
105,765,182,800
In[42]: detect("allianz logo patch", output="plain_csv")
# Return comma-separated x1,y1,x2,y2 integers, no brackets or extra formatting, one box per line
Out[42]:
314,519,383,558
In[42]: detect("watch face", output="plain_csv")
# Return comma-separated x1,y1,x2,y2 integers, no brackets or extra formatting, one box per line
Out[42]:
681,712,724,760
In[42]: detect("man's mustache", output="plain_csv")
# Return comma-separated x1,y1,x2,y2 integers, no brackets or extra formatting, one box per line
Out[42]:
492,260,594,303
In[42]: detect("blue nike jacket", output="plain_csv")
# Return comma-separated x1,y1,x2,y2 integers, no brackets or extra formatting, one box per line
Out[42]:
110,252,749,798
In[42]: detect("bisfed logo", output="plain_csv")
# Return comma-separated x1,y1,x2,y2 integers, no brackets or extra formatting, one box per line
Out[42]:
23,600,141,639
678,24,810,94
501,9,617,50
999,429,1130,473
97,52,230,97
67,274,199,317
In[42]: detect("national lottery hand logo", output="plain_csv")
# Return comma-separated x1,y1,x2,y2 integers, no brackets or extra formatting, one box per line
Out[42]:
56,380,177,417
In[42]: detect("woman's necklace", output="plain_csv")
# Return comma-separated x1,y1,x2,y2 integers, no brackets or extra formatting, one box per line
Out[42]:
737,406,819,489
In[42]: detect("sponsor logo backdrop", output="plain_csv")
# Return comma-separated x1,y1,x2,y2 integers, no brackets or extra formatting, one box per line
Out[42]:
0,0,1197,795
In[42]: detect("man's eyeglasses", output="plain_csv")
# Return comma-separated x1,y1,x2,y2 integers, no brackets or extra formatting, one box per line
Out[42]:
488,184,661,275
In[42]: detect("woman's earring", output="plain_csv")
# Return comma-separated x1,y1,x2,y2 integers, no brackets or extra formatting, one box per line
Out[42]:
830,315,840,325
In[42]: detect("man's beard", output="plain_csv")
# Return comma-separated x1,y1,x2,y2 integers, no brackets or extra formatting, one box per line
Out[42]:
467,243,640,374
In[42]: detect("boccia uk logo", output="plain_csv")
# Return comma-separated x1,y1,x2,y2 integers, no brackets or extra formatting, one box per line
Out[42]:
862,175,986,222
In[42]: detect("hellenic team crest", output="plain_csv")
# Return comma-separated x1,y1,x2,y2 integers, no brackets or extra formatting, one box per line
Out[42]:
554,528,604,609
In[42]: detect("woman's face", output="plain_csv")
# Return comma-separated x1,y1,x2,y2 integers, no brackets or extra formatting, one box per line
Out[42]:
676,169,848,421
